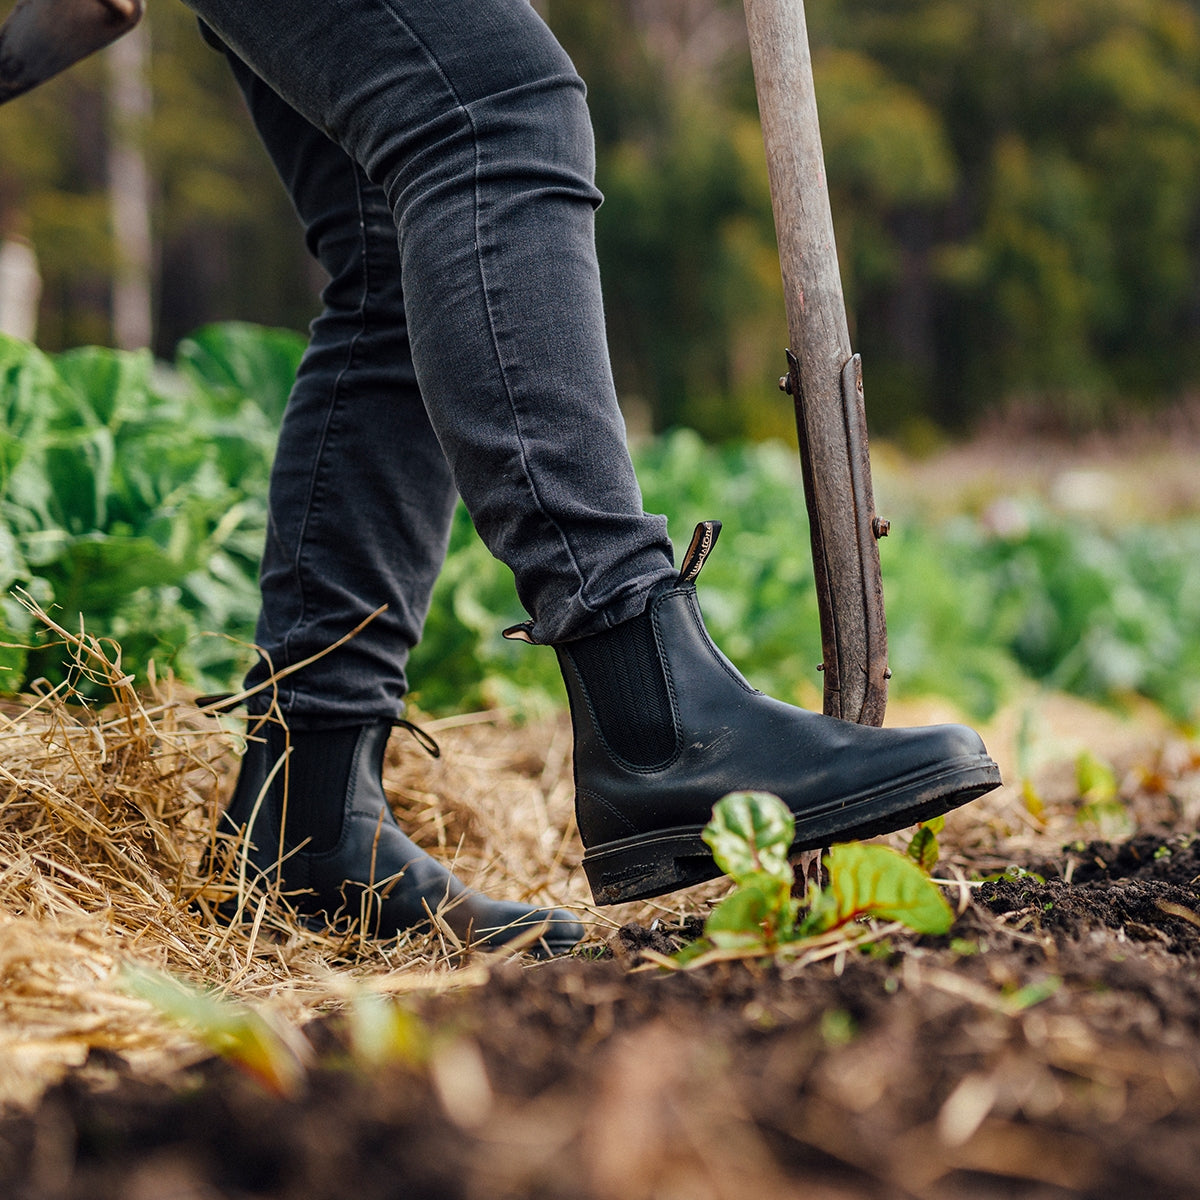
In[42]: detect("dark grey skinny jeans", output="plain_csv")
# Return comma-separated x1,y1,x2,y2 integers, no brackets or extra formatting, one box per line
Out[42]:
187,0,678,727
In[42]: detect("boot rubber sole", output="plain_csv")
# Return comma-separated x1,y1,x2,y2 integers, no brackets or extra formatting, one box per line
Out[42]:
581,753,1002,905
209,865,583,957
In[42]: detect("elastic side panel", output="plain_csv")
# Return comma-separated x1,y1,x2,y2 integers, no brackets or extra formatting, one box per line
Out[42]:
271,725,360,853
564,614,677,768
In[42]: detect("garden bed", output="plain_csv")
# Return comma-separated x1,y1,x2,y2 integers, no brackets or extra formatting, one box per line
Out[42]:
2,668,1200,1199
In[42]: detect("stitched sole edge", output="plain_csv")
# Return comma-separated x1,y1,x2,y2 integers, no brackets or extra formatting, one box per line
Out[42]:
581,754,1003,906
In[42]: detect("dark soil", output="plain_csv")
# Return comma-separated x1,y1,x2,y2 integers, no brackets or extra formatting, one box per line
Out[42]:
981,833,1200,952
8,833,1200,1200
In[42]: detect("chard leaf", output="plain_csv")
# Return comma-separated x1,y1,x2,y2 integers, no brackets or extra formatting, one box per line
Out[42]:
906,822,941,873
176,322,304,423
702,791,795,885
800,843,954,936
705,871,797,949
54,344,153,428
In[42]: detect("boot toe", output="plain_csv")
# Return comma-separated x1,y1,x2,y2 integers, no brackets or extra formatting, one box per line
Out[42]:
925,720,990,760
451,900,584,958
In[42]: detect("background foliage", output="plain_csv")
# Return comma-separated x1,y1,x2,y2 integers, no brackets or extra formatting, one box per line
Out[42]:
0,324,294,693
2,3,1199,723
4,326,1200,730
0,0,1198,439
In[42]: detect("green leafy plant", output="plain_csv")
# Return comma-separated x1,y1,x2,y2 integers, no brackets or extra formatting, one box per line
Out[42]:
120,964,310,1097
803,841,955,937
905,815,945,873
1074,749,1132,837
697,790,801,956
414,429,1200,726
661,792,955,970
121,966,441,1095
8,325,1200,731
342,990,431,1070
0,324,300,696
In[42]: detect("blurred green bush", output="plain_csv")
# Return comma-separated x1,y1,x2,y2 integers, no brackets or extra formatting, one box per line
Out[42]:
2,325,1199,728
0,323,298,695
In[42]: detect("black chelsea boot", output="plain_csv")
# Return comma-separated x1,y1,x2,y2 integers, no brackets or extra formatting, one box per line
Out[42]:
214,721,584,957
542,531,1002,905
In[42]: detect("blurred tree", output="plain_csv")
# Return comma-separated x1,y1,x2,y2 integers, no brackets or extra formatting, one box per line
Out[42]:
810,45,958,432
825,0,1200,427
0,4,316,356
106,24,154,350
547,0,793,442
0,0,1198,438
145,7,319,351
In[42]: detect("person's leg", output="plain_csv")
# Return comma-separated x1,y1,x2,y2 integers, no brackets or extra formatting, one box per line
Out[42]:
188,0,999,913
204,33,582,953
214,39,457,727
189,0,678,649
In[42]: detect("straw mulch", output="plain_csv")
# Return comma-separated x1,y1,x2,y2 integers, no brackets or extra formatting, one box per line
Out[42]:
0,613,677,1111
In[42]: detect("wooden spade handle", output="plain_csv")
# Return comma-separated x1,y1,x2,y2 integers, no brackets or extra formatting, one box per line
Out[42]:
744,0,889,725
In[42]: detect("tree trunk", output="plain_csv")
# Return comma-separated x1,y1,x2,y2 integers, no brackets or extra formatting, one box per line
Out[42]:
0,237,41,340
105,19,153,350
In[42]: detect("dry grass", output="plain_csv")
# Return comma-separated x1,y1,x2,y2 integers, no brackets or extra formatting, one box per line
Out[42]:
0,603,722,1109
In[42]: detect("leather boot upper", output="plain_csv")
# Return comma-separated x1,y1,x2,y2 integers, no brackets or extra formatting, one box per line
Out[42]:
558,584,993,848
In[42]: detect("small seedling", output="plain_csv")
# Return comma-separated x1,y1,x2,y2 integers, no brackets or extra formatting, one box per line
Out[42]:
1014,706,1047,821
342,990,431,1069
1002,976,1062,1013
819,1007,857,1047
666,792,955,969
1021,777,1046,821
906,815,945,873
1076,750,1118,805
975,863,1046,886
1075,750,1132,837
120,964,310,1096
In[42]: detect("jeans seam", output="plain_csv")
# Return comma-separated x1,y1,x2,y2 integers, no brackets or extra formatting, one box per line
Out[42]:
362,2,612,625
283,164,374,708
460,77,597,618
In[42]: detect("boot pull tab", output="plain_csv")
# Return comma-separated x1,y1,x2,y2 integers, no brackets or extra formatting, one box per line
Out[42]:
676,520,722,585
393,718,441,758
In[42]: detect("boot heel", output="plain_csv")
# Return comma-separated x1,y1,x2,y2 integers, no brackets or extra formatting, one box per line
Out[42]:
582,828,720,905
